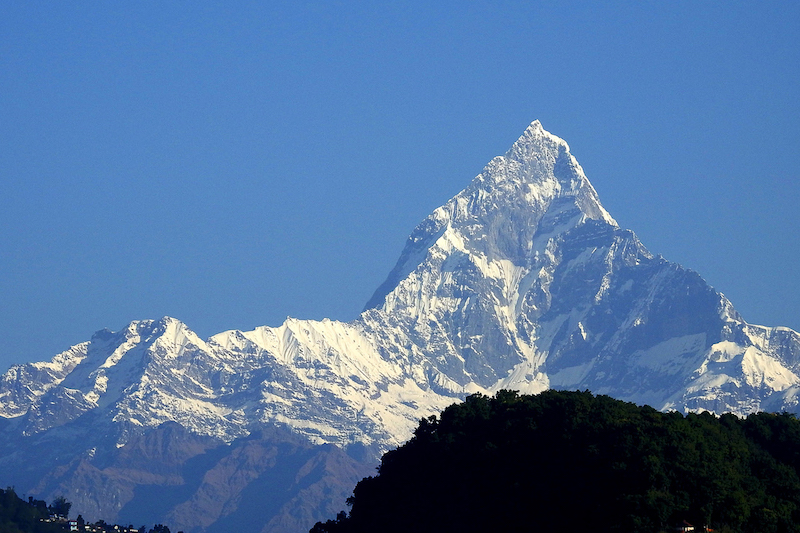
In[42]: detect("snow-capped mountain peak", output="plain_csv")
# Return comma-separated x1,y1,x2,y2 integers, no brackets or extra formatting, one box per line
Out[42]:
365,120,615,312
1,121,798,533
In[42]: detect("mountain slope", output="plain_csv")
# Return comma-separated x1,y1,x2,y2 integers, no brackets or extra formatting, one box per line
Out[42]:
0,120,798,532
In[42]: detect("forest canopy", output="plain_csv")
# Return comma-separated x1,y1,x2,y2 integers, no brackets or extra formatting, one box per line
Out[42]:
311,390,800,533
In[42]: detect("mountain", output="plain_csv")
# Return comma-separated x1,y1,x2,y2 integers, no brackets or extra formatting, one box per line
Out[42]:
1,121,799,532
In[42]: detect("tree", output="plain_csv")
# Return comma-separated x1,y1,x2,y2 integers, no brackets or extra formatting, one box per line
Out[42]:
311,390,800,533
48,495,71,519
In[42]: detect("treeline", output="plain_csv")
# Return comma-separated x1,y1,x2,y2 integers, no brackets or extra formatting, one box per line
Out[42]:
312,390,800,533
0,487,176,533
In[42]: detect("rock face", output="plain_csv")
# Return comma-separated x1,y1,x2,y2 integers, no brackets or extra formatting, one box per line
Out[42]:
1,121,799,532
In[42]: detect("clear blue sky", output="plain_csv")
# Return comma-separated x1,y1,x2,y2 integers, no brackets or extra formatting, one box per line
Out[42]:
1,2,798,371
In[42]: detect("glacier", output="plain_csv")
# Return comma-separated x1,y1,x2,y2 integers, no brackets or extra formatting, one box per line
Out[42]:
1,120,799,532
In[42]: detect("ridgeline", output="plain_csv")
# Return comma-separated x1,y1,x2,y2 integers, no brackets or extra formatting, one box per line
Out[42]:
312,390,800,533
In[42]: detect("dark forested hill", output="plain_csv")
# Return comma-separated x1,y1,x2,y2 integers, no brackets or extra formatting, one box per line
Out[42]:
311,390,800,533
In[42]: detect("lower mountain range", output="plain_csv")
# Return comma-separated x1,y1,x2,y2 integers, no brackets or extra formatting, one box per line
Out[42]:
1,121,798,532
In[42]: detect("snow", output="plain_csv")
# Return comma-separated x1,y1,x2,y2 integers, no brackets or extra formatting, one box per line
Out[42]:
633,334,707,373
549,362,596,388
741,346,798,391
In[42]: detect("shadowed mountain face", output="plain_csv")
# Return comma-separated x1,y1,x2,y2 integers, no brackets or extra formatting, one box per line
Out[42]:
1,121,798,532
